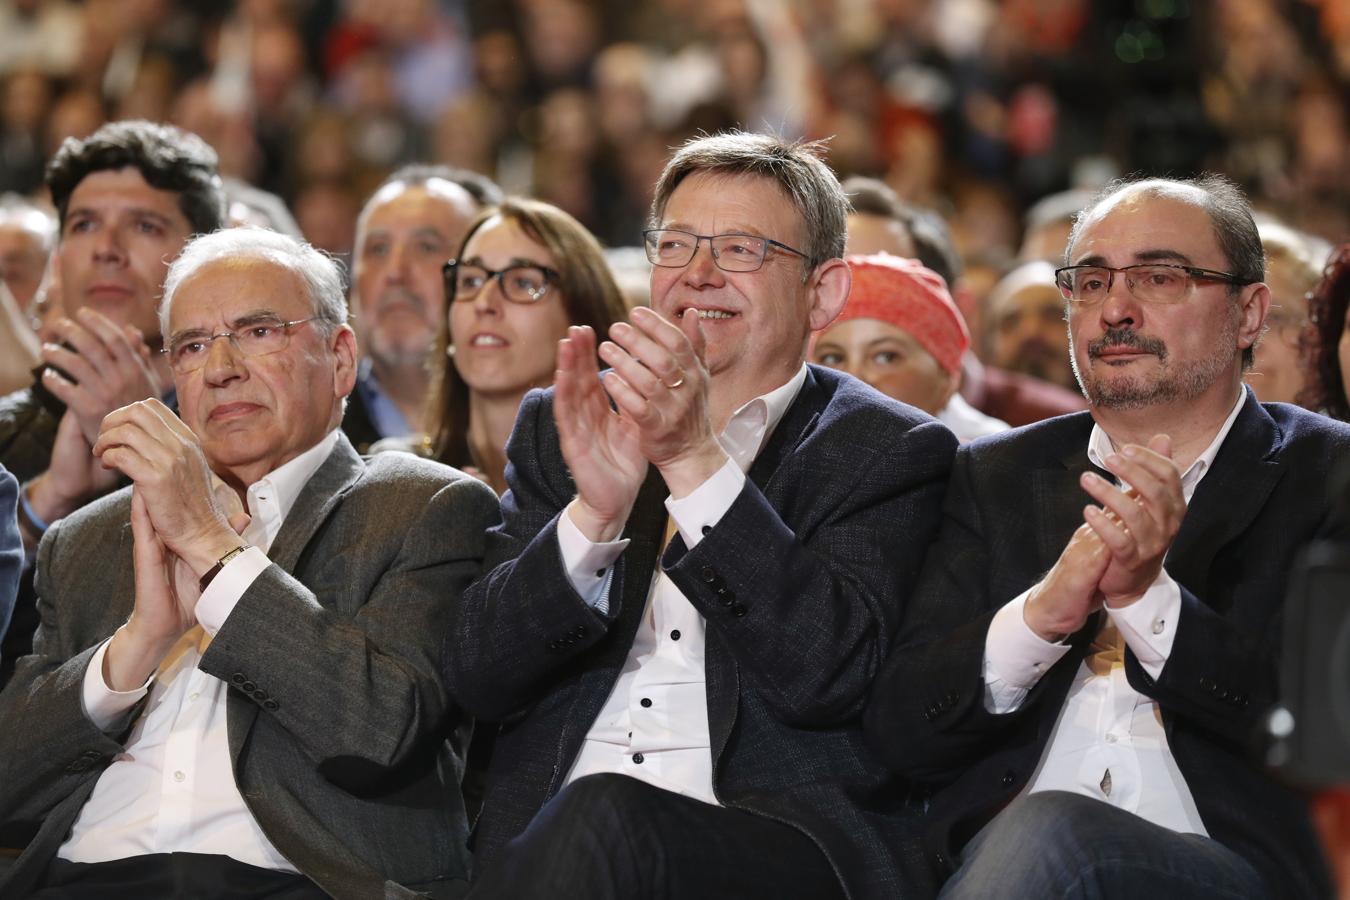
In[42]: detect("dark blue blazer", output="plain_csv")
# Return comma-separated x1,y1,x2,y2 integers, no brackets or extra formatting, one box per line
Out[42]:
865,390,1350,898
446,364,957,899
0,465,21,662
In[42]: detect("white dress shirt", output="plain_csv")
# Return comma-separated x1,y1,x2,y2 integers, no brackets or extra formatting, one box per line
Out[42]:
59,429,340,870
557,365,808,804
937,393,1009,444
982,389,1246,835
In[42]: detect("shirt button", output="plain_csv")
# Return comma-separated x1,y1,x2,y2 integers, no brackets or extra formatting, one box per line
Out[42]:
189,692,200,702
173,770,185,783
632,753,644,765
1152,619,1165,635
670,630,681,641
1105,733,1118,743
640,698,652,708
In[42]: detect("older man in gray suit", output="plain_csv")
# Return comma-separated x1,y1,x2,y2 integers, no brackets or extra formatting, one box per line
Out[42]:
0,227,499,899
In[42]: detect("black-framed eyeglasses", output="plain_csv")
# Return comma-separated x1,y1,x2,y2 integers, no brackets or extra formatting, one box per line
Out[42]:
1054,263,1253,305
642,229,807,273
161,316,321,373
443,260,560,304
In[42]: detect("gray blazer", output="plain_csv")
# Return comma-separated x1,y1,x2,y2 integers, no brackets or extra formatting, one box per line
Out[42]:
0,434,500,899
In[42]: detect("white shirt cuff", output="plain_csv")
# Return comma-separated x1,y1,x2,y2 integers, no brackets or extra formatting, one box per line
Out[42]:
558,505,628,613
982,590,1071,713
664,458,744,548
194,547,271,636
81,636,151,732
1105,568,1181,680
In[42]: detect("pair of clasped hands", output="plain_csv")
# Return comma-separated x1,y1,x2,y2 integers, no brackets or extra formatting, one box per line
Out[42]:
555,306,728,545
91,398,252,691
1025,435,1187,643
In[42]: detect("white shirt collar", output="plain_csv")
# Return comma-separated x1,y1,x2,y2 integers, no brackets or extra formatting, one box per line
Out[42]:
1086,387,1247,501
243,428,341,549
717,363,809,474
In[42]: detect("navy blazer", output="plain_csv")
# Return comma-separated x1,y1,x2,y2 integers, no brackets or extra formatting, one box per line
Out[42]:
865,391,1350,898
446,364,957,899
0,465,22,662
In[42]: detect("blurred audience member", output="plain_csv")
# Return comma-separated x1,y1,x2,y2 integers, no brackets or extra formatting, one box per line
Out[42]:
0,278,40,396
812,254,1007,442
427,197,627,494
1301,243,1350,422
841,175,1084,427
0,119,223,687
1246,221,1331,406
222,177,302,238
0,192,54,310
984,260,1077,390
345,164,498,452
1018,187,1093,263
27,246,63,344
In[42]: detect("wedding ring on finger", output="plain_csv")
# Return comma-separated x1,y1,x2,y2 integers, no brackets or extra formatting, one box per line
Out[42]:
662,374,686,390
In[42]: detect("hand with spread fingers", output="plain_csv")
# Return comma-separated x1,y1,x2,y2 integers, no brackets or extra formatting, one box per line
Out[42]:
1023,521,1112,642
554,324,650,543
40,307,163,447
595,306,728,499
26,407,121,525
92,397,248,579
1079,434,1185,607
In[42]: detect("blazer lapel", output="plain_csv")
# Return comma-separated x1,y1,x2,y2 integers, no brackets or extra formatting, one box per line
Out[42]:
226,432,365,762
1165,392,1284,600
1031,416,1101,565
707,368,827,771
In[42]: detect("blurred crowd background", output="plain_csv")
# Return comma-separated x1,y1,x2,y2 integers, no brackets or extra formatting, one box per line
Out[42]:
1,0,1348,332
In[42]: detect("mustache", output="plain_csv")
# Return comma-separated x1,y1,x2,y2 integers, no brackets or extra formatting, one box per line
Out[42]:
375,288,426,313
1088,327,1167,360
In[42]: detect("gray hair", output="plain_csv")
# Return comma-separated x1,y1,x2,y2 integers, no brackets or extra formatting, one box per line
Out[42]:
160,226,348,338
649,131,848,272
0,193,57,252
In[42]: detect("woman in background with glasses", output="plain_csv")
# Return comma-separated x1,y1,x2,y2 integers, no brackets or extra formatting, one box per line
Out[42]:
425,197,628,494
1300,243,1350,422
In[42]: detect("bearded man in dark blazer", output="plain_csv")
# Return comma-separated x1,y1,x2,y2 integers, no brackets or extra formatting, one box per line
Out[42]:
865,175,1350,899
0,227,499,899
444,131,956,900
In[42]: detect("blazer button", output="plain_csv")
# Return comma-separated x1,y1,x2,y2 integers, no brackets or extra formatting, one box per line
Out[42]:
731,603,747,617
263,699,280,711
1000,770,1015,787
231,673,246,684
701,566,717,583
252,690,267,701
548,641,561,651
241,681,257,693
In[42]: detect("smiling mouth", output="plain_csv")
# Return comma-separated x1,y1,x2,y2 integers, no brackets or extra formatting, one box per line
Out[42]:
677,308,736,320
470,334,507,347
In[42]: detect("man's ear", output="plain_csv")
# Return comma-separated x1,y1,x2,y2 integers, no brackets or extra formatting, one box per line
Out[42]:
807,258,852,333
332,324,358,400
1236,281,1272,353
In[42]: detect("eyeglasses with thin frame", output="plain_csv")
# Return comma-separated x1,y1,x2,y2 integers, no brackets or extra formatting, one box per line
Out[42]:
1054,263,1254,305
443,260,559,304
642,229,808,273
162,316,321,373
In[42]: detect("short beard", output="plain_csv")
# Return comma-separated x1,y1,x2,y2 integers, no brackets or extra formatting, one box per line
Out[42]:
1071,318,1237,411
